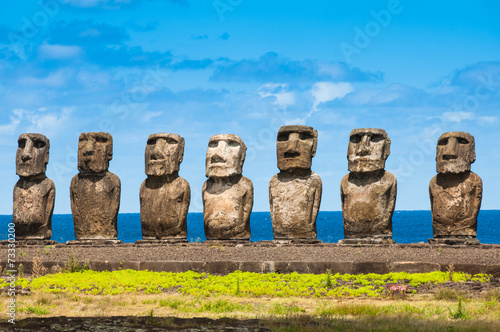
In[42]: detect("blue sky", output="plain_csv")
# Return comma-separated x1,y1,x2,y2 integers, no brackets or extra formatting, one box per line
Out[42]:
1,0,500,214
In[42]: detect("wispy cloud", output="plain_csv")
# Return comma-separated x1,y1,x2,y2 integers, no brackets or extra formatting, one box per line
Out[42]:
210,52,383,83
17,69,74,88
142,111,163,122
311,82,354,110
38,44,82,59
65,0,188,9
257,83,296,109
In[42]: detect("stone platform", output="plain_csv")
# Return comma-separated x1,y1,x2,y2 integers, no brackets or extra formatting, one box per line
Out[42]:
2,241,500,276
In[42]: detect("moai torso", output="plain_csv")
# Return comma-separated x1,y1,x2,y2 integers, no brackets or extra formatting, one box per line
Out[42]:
269,125,322,239
70,132,121,240
270,172,321,239
203,176,253,239
341,170,396,238
430,132,482,238
13,133,55,240
71,172,120,239
140,133,190,239
203,134,253,240
341,128,396,239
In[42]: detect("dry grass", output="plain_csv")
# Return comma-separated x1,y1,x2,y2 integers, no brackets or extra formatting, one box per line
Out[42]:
2,291,500,326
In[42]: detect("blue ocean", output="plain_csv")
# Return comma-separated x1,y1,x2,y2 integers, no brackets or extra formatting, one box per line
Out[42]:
1,211,500,244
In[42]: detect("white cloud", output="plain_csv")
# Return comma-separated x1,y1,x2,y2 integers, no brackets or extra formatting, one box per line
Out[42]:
38,44,82,59
65,0,110,8
77,69,110,89
285,117,306,125
442,112,475,122
479,116,498,124
29,108,72,132
0,109,24,136
0,108,74,137
257,83,296,109
17,69,73,88
142,111,164,122
311,82,354,110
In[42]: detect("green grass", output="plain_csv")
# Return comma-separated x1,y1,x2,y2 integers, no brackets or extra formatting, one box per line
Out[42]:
0,270,491,298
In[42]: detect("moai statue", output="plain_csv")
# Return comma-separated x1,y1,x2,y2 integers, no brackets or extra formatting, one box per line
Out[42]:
269,125,322,241
13,134,55,240
340,128,397,244
140,133,190,241
202,134,253,240
429,132,482,245
70,132,121,241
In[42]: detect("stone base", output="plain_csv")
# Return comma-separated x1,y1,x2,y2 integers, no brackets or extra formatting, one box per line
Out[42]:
272,239,322,244
135,239,188,245
429,237,480,245
66,239,122,245
339,238,395,245
0,239,57,246
203,239,250,245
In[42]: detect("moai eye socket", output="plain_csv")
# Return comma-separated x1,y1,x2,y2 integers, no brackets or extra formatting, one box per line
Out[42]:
299,132,314,140
277,133,289,142
147,138,157,146
350,135,361,143
96,136,108,143
209,140,219,148
34,140,46,149
227,140,240,147
165,137,178,145
438,138,448,146
457,137,469,144
18,139,26,149
371,134,384,143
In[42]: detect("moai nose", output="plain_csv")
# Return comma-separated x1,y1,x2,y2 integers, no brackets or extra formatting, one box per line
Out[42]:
21,140,33,162
357,135,371,156
152,138,166,158
287,133,300,151
443,137,458,159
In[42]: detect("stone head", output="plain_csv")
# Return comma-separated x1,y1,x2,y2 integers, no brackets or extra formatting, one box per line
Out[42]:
348,128,391,173
436,132,475,174
276,125,318,171
77,132,113,174
16,133,50,178
205,134,246,178
145,133,184,177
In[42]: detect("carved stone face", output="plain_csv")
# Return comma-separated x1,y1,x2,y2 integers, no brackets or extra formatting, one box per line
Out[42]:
436,132,475,174
206,134,246,178
16,133,50,177
348,128,390,173
145,133,184,176
276,125,317,171
78,132,113,174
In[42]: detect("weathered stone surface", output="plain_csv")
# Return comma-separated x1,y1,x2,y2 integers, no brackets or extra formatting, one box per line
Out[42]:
203,134,253,240
269,125,322,239
13,133,55,240
341,129,397,240
70,132,121,240
430,132,482,239
338,238,395,245
429,237,480,245
140,133,190,239
391,261,440,273
353,261,390,274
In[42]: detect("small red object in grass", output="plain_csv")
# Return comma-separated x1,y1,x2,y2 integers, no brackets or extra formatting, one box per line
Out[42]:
389,284,408,300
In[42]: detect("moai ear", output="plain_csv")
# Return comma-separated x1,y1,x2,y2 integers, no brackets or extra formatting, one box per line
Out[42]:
383,135,391,161
239,140,247,168
178,137,185,164
468,134,476,164
311,129,318,158
106,134,114,161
